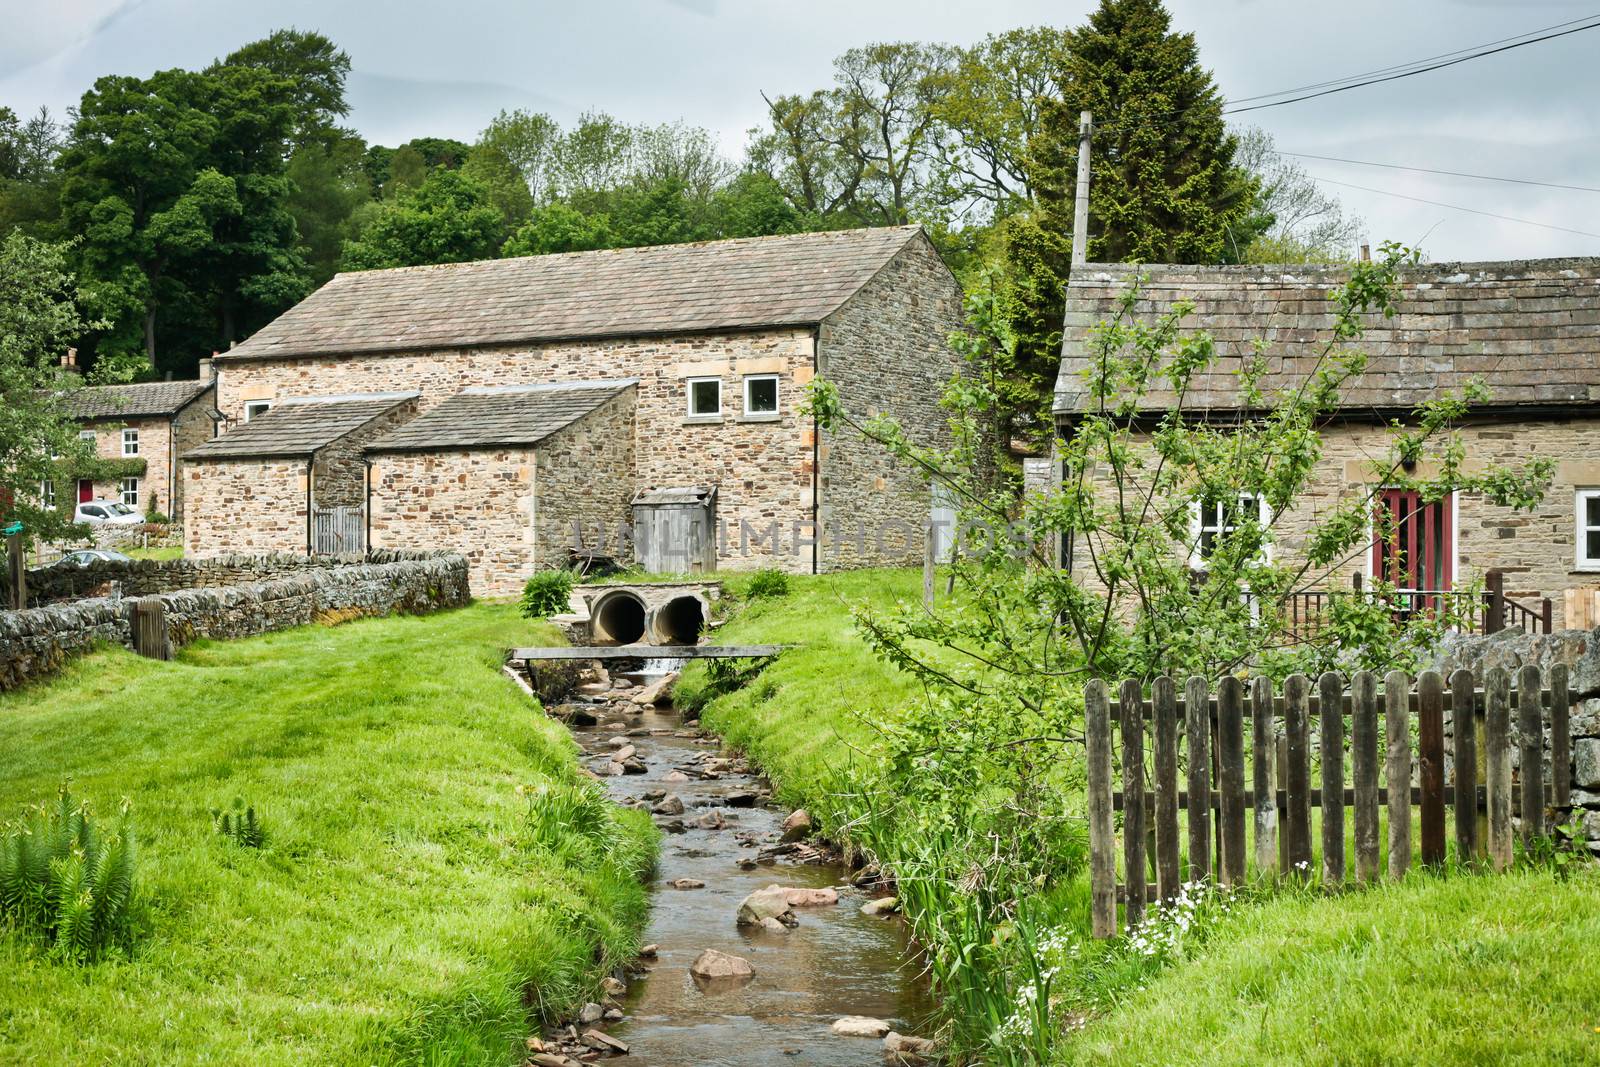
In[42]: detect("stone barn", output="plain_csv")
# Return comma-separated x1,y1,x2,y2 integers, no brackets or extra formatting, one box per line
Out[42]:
190,225,967,596
364,381,637,597
184,393,418,556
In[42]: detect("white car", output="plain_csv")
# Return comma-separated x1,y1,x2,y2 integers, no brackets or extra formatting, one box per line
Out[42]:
74,500,144,526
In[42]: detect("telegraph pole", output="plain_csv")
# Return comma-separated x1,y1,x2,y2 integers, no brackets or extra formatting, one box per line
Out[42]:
1070,111,1093,268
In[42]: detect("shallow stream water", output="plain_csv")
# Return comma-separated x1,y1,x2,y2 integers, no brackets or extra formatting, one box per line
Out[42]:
568,695,935,1066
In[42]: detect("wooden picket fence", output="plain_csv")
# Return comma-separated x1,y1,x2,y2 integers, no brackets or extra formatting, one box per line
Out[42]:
1084,665,1575,939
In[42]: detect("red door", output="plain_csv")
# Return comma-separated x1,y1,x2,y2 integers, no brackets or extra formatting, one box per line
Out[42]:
77,479,94,504
1373,489,1453,607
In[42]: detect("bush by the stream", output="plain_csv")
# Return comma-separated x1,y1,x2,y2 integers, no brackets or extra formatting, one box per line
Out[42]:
743,568,790,600
521,569,576,618
0,783,138,963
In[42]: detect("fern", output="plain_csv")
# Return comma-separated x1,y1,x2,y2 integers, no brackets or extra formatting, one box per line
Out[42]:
0,783,138,963
213,797,267,849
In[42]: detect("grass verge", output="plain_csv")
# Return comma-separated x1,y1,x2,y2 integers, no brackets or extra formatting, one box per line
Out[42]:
0,602,653,1066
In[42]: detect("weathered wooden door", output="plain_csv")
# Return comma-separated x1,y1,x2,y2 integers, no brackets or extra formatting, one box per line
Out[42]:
632,486,717,573
1373,488,1453,592
312,506,364,555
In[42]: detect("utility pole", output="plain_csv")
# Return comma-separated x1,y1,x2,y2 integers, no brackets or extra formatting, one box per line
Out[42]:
1070,111,1093,269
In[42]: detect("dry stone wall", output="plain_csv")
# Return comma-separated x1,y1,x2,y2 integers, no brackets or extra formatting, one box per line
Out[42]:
0,552,468,691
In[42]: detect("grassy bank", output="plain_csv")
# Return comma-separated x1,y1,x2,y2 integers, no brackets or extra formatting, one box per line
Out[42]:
0,603,652,1065
1063,868,1600,1066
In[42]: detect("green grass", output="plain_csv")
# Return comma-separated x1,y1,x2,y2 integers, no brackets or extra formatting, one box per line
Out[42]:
0,603,653,1066
1062,868,1600,1066
124,544,183,560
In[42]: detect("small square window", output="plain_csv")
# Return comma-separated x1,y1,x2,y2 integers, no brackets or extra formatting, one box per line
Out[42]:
79,429,97,445
120,477,139,508
744,374,779,417
1191,492,1271,567
122,428,139,456
1578,489,1600,570
687,378,722,418
245,401,272,421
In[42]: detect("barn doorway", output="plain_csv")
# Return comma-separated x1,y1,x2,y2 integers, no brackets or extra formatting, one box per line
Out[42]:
632,485,717,574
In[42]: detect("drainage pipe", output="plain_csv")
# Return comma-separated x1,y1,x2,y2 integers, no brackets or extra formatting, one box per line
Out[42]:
591,590,648,645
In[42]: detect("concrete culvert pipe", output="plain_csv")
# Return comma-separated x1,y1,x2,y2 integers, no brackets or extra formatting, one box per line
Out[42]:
592,590,648,645
651,595,707,646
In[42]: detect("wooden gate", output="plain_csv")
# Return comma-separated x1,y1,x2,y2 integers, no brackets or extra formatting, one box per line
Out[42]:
312,506,363,555
1084,666,1574,938
632,486,716,573
1374,488,1453,598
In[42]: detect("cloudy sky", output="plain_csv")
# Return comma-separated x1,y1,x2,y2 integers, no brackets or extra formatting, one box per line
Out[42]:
2,0,1597,262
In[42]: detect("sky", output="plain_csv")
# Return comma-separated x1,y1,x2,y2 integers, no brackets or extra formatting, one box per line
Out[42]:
2,0,1598,262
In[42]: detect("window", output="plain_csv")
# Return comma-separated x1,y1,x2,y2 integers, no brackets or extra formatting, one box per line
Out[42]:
121,428,139,456
686,377,722,418
80,505,106,519
1192,492,1271,567
40,480,55,511
120,478,139,508
743,374,780,418
1578,489,1600,571
245,401,272,421
79,429,97,445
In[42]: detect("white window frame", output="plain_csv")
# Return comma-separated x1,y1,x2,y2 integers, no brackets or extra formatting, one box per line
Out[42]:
40,480,55,511
686,377,722,419
79,429,97,446
1577,488,1600,572
1189,492,1273,570
742,373,780,418
244,401,272,421
121,428,139,456
120,477,139,509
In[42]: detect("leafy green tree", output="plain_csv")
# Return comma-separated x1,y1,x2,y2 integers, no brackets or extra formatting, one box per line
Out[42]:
1234,126,1361,263
552,112,635,198
286,136,371,285
0,233,105,544
340,169,505,270
503,201,614,257
831,42,956,225
0,106,66,238
222,28,352,150
461,145,534,230
479,109,561,204
708,171,803,238
747,90,867,219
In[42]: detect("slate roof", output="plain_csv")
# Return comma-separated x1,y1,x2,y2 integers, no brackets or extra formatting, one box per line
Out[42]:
185,393,418,460
1054,259,1600,418
58,379,214,421
221,226,927,362
365,380,637,453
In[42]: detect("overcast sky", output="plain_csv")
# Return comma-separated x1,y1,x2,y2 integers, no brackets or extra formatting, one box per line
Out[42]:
2,0,1597,262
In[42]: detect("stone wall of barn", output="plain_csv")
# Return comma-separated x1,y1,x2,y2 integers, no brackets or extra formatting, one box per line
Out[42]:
816,234,966,569
184,457,310,556
168,398,217,521
1063,416,1600,612
535,389,637,576
311,400,419,510
217,330,820,573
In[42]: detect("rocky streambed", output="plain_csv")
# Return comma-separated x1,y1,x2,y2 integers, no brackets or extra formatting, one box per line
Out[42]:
527,673,938,1066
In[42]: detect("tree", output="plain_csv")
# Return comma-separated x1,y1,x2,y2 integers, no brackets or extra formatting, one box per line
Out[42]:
0,106,66,238
830,42,956,224
0,233,105,544
1233,126,1361,262
552,112,636,199
286,136,371,285
339,169,505,270
478,109,560,204
747,90,867,219
461,145,534,231
222,28,352,150
502,201,614,257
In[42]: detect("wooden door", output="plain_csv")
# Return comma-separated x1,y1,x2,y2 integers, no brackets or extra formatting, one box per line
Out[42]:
77,479,93,504
1373,488,1453,593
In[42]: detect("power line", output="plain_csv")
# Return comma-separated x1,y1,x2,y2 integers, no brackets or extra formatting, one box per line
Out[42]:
1307,174,1600,240
1283,153,1600,194
1222,19,1600,115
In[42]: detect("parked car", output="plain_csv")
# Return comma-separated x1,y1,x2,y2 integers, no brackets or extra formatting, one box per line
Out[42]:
47,549,133,569
74,500,144,526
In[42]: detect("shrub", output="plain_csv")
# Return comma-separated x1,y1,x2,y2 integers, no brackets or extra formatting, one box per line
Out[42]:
520,569,575,618
212,798,267,849
143,511,170,525
745,567,790,599
0,783,137,963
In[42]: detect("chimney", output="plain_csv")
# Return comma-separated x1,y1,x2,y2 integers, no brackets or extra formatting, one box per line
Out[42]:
1360,243,1371,263
199,354,216,385
60,347,79,372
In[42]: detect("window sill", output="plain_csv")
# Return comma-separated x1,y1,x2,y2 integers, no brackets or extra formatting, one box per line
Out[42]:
681,415,724,425
737,413,782,424
1571,567,1600,575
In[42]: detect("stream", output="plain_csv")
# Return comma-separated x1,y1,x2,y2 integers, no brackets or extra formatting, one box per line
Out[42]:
558,677,936,1066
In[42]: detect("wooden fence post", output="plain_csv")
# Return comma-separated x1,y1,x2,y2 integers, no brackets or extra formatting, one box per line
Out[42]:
1450,668,1479,863
1351,671,1381,882
1120,679,1147,927
1251,675,1278,877
1385,670,1413,881
1484,667,1513,870
1085,679,1116,939
1551,664,1571,820
1417,670,1446,866
1484,570,1505,634
1185,675,1211,883
1217,676,1247,886
5,530,25,610
1152,676,1180,904
1283,674,1312,874
1319,671,1346,886
129,597,170,661
1517,664,1545,843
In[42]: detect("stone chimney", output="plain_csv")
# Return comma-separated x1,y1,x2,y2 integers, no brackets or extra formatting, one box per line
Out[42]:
59,347,80,373
198,353,216,385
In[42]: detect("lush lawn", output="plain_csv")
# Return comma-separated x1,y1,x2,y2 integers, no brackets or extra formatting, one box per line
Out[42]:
124,543,184,560
1062,868,1600,1066
0,603,652,1066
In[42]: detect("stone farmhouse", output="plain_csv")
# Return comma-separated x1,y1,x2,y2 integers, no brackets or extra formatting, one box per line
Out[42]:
184,226,965,596
1053,258,1600,620
58,375,217,522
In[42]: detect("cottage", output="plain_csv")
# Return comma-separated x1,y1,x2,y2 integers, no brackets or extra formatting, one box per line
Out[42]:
188,225,965,595
1053,258,1600,619
56,373,216,522
184,393,418,555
